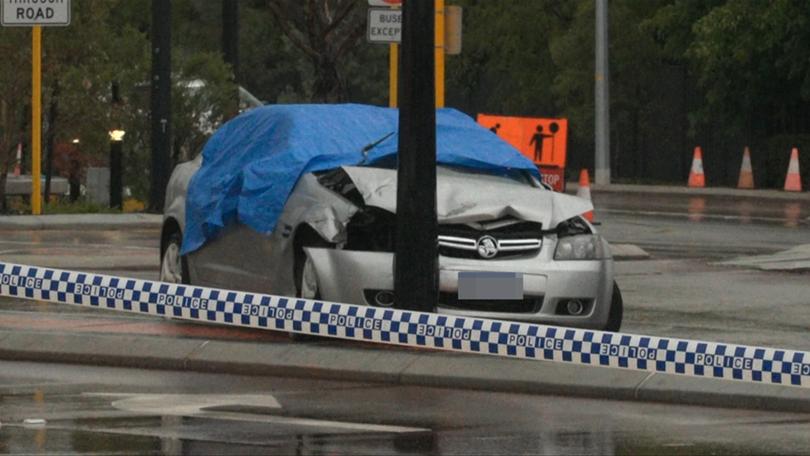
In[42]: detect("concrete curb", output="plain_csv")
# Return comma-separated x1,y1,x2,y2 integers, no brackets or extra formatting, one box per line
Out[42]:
0,255,158,272
0,214,163,231
566,182,810,201
2,329,809,413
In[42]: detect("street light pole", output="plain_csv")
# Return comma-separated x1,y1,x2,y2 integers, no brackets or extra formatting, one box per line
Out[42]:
222,0,239,80
394,0,438,312
595,0,611,185
149,0,172,212
109,130,125,210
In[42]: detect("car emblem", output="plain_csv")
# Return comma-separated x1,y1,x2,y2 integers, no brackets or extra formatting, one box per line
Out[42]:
476,236,499,259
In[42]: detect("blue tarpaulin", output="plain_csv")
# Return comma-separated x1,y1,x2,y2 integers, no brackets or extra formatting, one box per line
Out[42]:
182,104,540,254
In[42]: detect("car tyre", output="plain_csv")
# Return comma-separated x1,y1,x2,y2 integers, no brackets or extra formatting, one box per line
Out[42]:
160,231,190,285
603,281,623,332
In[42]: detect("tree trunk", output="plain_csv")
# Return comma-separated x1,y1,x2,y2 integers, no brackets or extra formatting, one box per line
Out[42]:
312,56,343,102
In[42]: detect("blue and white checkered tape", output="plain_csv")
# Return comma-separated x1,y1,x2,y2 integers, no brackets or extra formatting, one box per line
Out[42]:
1,261,809,388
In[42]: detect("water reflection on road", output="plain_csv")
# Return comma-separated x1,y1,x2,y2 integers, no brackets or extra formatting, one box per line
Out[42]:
1,361,809,455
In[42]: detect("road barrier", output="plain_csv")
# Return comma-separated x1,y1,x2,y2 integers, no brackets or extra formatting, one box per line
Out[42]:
1,261,809,388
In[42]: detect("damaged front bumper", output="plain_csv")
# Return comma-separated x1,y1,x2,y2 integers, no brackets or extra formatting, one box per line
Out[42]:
304,237,614,329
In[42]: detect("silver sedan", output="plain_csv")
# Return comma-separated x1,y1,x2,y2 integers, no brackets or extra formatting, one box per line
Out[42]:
161,157,622,331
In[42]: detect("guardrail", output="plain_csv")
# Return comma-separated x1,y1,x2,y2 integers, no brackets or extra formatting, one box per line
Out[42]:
0,261,808,388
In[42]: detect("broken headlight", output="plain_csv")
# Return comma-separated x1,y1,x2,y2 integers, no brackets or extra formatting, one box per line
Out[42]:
553,216,603,260
554,234,604,260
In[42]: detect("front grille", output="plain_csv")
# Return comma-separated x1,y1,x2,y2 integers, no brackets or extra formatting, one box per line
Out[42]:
439,292,543,314
438,220,543,259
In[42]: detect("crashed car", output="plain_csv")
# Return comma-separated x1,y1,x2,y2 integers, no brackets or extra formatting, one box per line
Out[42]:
160,104,622,331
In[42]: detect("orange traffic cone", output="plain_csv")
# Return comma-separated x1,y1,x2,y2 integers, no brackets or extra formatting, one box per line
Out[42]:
784,147,802,192
737,146,754,189
576,169,594,222
688,146,705,188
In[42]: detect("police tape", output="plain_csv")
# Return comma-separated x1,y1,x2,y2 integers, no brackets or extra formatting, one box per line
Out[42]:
1,261,809,388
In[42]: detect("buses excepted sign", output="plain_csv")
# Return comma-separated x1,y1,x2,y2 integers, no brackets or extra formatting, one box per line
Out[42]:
367,8,401,44
2,0,70,26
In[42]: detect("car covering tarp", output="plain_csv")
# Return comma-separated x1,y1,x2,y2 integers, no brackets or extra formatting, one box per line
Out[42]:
183,104,541,254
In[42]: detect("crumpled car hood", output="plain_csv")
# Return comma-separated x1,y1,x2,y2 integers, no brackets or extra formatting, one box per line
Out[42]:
341,166,593,229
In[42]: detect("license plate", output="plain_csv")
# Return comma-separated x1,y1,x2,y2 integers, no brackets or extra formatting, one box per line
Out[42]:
457,272,524,300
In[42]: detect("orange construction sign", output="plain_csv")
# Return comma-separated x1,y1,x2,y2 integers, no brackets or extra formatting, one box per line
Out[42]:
477,114,568,168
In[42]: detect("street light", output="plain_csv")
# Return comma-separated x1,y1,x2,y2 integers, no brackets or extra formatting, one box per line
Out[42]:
109,130,125,142
594,0,610,185
108,129,125,210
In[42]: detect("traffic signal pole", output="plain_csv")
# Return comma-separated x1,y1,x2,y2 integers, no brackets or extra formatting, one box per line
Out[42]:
394,0,438,312
388,1,445,108
31,26,42,215
222,0,239,79
434,0,445,108
149,0,172,212
389,43,398,107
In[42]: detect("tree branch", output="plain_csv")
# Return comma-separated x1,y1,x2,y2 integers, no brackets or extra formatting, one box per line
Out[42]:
322,0,358,39
305,0,321,44
335,19,367,59
267,0,320,59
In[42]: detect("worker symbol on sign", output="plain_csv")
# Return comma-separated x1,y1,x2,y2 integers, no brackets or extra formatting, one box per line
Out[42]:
489,123,501,135
529,124,558,162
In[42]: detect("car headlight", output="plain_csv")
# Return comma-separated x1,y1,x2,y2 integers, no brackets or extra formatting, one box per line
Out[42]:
554,234,604,261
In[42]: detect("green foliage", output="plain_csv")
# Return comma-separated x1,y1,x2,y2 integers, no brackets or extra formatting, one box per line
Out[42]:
0,28,33,171
688,1,810,135
4,0,810,206
447,0,571,117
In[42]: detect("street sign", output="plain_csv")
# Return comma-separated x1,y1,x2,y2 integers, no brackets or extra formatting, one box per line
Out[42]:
478,114,569,168
367,8,401,44
1,0,70,26
368,0,401,6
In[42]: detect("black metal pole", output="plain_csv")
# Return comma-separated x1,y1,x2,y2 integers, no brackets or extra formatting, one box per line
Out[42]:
222,0,239,80
149,0,172,212
394,0,437,312
109,139,122,210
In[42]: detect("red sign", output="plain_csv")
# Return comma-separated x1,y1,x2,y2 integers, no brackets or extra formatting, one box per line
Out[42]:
539,165,565,192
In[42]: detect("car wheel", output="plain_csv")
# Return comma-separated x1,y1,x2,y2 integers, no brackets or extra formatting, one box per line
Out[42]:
160,231,189,284
603,281,623,332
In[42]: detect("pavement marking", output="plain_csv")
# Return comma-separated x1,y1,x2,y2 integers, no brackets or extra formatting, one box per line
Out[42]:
102,393,429,434
3,261,810,389
198,412,431,433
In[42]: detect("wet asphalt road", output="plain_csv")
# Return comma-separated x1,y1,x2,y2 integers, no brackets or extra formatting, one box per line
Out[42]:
593,193,809,258
2,192,808,351
2,361,810,455
0,192,809,454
